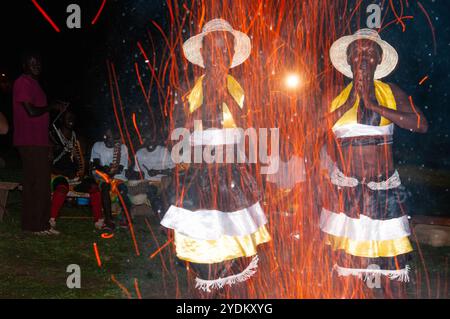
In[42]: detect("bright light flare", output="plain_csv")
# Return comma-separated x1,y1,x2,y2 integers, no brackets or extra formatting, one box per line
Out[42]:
285,73,301,89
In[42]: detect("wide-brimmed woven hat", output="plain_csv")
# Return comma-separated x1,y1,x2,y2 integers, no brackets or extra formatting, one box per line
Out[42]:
182,18,251,68
330,28,398,79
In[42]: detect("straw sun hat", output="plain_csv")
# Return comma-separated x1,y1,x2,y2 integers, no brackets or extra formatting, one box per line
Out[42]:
182,18,252,69
330,28,398,80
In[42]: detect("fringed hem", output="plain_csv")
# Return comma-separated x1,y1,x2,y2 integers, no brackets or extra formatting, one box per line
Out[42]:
195,255,259,292
333,264,411,282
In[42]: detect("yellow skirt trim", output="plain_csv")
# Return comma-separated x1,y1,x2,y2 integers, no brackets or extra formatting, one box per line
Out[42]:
174,225,271,264
324,234,413,258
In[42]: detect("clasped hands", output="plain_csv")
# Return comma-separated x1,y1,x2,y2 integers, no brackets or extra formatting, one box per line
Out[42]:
351,73,378,111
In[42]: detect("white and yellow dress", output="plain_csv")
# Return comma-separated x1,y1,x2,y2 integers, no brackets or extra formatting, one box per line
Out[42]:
320,81,413,282
161,75,271,292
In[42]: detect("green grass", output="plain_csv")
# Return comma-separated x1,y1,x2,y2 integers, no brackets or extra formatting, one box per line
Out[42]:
0,159,448,299
0,190,188,299
408,242,450,299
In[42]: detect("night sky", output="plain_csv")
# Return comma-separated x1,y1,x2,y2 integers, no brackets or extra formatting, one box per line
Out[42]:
0,0,449,214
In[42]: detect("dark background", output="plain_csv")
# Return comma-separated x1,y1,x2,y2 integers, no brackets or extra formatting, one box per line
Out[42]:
0,0,449,215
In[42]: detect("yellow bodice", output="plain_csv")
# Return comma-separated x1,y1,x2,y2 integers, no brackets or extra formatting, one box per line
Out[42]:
188,75,245,129
331,80,397,128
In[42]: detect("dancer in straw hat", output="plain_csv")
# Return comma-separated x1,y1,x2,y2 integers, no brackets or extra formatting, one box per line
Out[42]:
320,29,428,294
161,19,271,295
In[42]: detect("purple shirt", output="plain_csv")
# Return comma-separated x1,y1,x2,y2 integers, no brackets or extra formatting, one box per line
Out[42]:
13,74,49,146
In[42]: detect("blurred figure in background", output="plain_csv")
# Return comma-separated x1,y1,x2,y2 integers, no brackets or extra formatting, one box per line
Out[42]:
130,134,175,218
0,71,12,166
0,112,7,135
13,51,66,235
49,110,104,230
90,126,130,229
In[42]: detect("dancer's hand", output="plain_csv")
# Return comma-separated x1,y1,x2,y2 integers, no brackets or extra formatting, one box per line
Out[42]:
361,89,378,111
348,84,359,107
353,71,364,96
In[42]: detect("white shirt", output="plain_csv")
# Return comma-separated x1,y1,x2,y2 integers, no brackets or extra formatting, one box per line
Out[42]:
266,155,306,189
90,141,129,181
134,146,175,181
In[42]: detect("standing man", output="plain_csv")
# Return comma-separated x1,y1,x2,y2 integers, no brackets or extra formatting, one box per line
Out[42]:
0,112,7,135
321,29,428,292
13,51,66,235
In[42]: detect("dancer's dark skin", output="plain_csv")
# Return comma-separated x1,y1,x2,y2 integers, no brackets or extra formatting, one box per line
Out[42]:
190,31,246,129
327,39,428,180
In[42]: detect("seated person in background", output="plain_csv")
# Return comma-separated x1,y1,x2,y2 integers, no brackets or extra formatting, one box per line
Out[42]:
129,135,175,218
49,110,104,230
90,127,131,229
